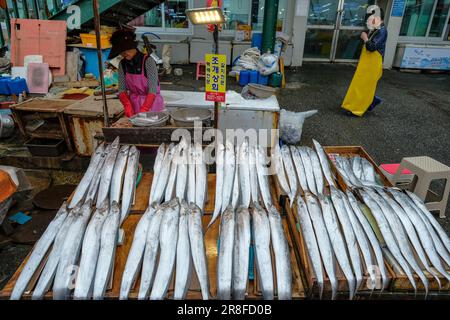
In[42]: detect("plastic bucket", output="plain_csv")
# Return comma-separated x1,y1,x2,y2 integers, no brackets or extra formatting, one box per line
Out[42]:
251,33,263,50
239,70,250,86
249,71,258,84
258,74,269,85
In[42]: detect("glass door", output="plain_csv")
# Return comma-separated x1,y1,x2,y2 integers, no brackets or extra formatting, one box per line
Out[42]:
304,0,375,62
304,0,341,61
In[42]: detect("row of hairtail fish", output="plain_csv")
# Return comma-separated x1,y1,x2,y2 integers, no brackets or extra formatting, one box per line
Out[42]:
11,136,449,300
212,140,292,300
282,139,450,299
10,137,141,300
120,138,293,300
120,140,210,300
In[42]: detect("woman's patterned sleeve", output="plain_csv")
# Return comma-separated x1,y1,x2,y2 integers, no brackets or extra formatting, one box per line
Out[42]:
145,57,159,95
118,62,126,93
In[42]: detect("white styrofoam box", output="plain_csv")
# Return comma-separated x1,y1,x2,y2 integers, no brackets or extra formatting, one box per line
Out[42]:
11,66,27,81
24,55,43,67
162,90,280,148
161,90,279,111
151,40,189,65
190,39,232,65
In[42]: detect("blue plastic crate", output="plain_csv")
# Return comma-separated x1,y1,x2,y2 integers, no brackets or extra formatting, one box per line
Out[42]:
78,47,111,80
0,77,11,95
7,77,29,95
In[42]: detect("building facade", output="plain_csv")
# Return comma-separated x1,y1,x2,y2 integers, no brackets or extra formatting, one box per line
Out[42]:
130,0,450,69
2,0,449,69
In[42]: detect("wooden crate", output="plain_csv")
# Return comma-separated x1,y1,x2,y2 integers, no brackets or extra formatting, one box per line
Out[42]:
0,174,305,300
10,98,78,154
285,200,399,299
386,249,450,293
323,146,393,191
251,216,306,300
323,146,450,294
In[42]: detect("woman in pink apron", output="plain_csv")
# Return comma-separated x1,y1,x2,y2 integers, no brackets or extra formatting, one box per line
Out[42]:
109,30,164,117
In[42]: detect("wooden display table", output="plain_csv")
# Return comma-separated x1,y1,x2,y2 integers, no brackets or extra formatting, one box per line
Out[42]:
11,98,77,154
0,173,305,300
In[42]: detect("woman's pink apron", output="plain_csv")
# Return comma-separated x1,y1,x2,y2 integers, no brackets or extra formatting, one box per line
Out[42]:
125,56,164,113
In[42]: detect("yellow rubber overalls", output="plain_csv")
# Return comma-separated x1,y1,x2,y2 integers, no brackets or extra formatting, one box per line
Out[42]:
341,31,383,117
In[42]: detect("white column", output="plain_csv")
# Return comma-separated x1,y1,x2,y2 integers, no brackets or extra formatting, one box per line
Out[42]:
291,0,310,66
384,0,405,69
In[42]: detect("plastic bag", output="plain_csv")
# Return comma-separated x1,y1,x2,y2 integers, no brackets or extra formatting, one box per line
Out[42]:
237,47,261,71
258,53,279,76
241,85,257,100
279,109,318,144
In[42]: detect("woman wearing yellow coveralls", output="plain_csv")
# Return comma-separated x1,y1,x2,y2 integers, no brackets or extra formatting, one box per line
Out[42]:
342,6,387,116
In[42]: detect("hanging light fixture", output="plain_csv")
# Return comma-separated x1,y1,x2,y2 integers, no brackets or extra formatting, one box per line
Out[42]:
185,7,225,25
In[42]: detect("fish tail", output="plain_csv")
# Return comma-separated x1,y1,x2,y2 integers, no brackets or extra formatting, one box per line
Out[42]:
330,278,338,300
408,274,417,297
419,274,429,300
348,276,356,300
355,274,362,295
207,210,220,230
318,281,324,300
428,268,442,290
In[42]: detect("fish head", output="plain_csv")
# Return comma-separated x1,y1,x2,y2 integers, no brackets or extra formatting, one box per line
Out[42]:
296,195,306,208
57,201,69,216
119,144,130,154
83,198,93,209
316,193,327,204
110,137,120,149
111,201,121,214
180,200,190,214
237,205,250,215
167,197,180,209
68,201,82,217
98,197,110,211
222,205,235,221
95,142,105,154
188,202,201,216
267,204,280,217
157,143,166,155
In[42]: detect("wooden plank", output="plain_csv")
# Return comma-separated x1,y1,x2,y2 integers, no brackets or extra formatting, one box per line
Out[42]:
102,126,213,146
52,80,100,88
64,95,124,118
130,173,152,214
11,99,77,113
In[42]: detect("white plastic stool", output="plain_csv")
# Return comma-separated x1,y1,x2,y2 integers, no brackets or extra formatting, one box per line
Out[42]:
392,156,450,218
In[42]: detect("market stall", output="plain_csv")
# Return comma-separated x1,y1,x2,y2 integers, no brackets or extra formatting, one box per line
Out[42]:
104,90,280,148
2,136,449,300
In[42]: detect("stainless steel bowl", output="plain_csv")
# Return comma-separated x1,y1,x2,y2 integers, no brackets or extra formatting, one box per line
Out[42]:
0,114,15,138
129,111,170,127
171,108,212,127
